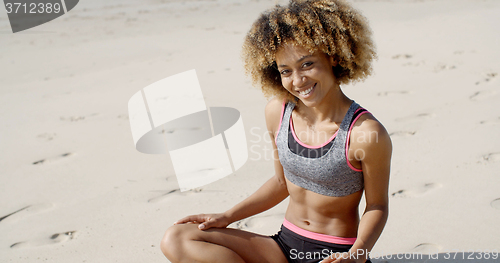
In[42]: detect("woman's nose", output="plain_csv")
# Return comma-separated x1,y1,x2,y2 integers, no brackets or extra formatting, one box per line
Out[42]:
292,72,306,87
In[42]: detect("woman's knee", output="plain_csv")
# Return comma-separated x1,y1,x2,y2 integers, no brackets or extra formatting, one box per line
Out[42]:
161,225,183,258
160,224,197,258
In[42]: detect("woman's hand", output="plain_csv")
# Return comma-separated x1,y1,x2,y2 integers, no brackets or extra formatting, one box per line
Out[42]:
173,213,231,230
319,252,364,263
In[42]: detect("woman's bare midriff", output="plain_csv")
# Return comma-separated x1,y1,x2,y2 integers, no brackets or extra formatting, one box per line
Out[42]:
284,178,363,238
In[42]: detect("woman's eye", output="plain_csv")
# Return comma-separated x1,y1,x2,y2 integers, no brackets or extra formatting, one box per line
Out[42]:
302,62,313,68
280,69,290,75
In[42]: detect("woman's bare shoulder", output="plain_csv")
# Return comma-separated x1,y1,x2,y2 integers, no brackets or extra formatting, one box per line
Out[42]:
264,97,285,136
351,112,391,149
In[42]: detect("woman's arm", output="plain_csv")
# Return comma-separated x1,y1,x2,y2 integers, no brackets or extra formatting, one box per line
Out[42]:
225,97,289,223
323,116,392,263
349,117,392,262
175,98,289,229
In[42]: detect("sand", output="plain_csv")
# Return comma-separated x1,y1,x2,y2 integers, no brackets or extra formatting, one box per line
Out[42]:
1,0,499,262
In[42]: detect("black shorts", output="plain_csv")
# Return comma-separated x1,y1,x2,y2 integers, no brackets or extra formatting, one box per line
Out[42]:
270,224,372,263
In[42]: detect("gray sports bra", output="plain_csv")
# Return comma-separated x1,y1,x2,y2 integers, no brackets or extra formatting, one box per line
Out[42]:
276,100,365,197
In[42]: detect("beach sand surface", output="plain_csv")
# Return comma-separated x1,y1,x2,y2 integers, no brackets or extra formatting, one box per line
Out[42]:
1,0,499,262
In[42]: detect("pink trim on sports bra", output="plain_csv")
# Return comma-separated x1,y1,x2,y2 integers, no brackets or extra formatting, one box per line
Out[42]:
345,109,371,172
290,116,338,149
283,219,357,245
275,100,287,145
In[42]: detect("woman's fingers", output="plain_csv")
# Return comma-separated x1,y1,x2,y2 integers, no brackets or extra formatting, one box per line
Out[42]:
198,215,218,230
319,257,335,263
173,214,207,225
173,213,229,230
319,252,354,263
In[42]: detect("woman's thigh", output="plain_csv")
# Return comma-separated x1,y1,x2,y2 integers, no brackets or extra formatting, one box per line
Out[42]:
163,223,288,263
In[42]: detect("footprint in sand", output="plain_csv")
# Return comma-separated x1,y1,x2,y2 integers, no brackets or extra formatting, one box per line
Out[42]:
391,183,442,198
392,54,412,59
148,189,181,203
60,113,98,122
32,152,73,165
0,203,54,223
412,243,442,254
36,133,57,141
235,213,285,231
469,90,497,101
475,72,498,85
147,188,212,203
60,116,85,122
10,231,77,249
490,199,500,210
395,113,435,122
433,63,456,72
479,117,500,125
392,53,427,67
485,72,498,79
117,114,129,120
402,60,426,67
389,131,416,137
482,153,500,163
377,90,410,96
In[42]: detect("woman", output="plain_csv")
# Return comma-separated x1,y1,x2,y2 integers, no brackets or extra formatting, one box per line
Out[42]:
160,0,391,262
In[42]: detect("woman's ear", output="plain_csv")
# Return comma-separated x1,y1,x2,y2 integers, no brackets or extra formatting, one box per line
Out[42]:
329,56,338,67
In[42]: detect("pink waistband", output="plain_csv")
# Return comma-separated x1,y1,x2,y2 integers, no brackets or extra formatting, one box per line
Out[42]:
283,219,357,245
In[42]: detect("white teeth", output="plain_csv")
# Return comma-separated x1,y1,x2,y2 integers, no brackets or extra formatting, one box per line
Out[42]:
299,85,314,96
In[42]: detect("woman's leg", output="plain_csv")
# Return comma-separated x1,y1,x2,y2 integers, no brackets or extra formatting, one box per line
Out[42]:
161,223,288,263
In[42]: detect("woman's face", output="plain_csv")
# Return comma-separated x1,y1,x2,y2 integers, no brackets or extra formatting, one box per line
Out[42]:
275,44,338,107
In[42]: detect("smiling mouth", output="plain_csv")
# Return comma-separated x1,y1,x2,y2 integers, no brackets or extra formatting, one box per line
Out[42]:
298,84,316,96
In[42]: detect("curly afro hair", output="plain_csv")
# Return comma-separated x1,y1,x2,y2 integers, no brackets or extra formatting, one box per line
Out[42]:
242,0,376,101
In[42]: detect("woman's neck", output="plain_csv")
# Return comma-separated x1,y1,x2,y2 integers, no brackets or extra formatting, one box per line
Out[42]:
296,87,352,125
